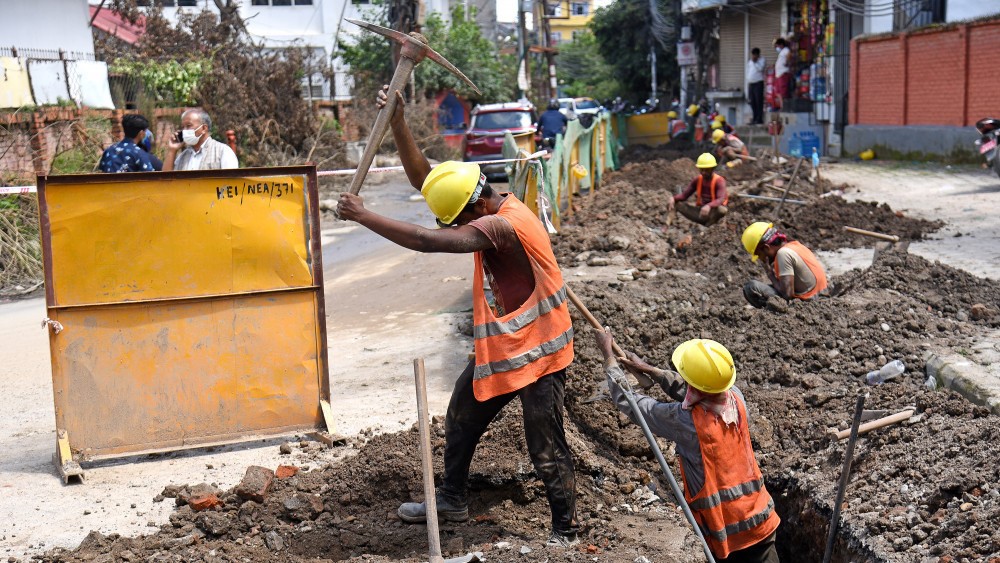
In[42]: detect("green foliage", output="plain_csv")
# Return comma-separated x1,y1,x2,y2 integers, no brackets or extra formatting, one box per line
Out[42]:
591,0,678,102
110,59,207,106
416,7,516,103
556,31,622,101
340,6,515,104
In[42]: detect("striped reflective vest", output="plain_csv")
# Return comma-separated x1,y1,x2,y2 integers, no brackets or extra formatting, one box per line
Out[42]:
696,173,728,206
682,396,780,559
471,197,574,401
772,241,828,299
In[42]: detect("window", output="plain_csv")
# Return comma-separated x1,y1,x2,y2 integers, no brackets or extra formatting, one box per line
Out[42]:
137,0,176,6
177,0,197,5
472,111,533,130
549,32,562,44
253,0,312,4
571,2,589,16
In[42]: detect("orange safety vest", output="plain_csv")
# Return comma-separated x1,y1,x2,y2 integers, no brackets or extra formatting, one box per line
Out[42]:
696,173,729,206
471,196,574,401
772,241,828,299
681,396,781,559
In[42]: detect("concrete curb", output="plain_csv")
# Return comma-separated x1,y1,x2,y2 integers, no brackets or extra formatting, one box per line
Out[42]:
924,351,1000,414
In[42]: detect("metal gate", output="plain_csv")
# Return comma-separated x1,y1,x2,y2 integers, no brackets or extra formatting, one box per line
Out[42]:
38,166,332,482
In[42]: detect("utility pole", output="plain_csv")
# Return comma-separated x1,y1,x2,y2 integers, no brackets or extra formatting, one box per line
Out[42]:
517,0,529,99
650,39,657,105
540,1,557,100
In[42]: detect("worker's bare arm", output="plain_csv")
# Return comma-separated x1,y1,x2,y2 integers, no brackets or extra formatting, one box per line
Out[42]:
776,274,795,298
377,86,432,190
338,193,493,253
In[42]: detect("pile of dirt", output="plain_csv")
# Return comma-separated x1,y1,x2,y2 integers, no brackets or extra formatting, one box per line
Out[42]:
35,152,1000,563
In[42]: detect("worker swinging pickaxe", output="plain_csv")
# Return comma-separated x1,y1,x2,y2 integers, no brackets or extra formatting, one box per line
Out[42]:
344,19,481,197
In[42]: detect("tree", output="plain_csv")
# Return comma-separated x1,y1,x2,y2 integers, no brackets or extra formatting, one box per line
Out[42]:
555,31,621,102
590,0,679,103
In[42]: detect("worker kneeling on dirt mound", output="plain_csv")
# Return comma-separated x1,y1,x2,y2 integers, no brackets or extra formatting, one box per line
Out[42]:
593,330,781,562
713,129,749,166
337,85,579,548
741,222,829,311
667,153,729,226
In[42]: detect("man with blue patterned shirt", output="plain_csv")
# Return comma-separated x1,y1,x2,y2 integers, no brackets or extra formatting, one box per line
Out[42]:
99,114,160,173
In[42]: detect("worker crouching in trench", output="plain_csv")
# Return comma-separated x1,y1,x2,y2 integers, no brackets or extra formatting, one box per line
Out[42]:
668,153,729,227
741,222,830,312
593,329,781,562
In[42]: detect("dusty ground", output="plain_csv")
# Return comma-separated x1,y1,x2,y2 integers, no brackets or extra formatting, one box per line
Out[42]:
5,151,1000,563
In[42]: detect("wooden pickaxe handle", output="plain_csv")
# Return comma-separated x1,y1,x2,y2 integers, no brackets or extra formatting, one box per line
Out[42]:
843,226,900,243
830,408,914,440
348,59,416,196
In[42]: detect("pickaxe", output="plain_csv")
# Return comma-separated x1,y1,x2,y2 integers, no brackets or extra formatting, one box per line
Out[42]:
345,19,481,196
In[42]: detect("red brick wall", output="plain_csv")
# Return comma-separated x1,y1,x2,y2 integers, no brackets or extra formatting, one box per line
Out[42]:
850,18,1000,127
967,21,1000,123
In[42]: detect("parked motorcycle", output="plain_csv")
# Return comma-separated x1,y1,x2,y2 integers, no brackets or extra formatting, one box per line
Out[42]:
974,117,1000,179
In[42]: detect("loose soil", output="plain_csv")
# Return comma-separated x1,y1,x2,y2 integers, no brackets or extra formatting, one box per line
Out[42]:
32,153,1000,563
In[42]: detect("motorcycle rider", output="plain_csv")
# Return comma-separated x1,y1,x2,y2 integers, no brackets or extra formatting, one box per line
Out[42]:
538,99,568,149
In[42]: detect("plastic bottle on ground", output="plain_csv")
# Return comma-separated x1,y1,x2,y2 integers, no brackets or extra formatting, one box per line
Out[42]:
865,359,905,385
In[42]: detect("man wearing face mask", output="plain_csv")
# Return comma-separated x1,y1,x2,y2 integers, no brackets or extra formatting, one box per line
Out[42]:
99,114,161,173
164,109,238,171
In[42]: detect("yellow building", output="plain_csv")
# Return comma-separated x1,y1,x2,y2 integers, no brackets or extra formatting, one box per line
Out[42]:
547,0,606,44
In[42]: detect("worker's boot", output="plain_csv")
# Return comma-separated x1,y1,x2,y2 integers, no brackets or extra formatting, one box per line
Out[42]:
546,530,580,548
397,494,469,524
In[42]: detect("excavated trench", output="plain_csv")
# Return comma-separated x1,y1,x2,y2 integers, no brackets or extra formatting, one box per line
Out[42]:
36,149,1000,563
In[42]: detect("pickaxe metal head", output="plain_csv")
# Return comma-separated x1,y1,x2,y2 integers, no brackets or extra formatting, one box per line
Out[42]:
346,19,481,96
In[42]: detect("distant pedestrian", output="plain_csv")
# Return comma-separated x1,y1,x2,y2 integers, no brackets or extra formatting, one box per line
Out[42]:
773,38,792,106
164,109,238,171
98,114,161,173
747,47,766,124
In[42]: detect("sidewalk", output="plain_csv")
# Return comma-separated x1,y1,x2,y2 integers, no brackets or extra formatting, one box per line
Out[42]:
822,161,1000,414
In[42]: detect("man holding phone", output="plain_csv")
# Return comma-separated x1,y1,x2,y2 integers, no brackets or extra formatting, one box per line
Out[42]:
163,109,238,171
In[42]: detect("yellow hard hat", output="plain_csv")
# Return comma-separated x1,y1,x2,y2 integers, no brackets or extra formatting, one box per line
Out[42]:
696,153,718,169
741,221,773,262
711,120,723,130
712,129,726,143
859,149,875,160
687,104,699,116
421,161,486,226
716,115,726,123
667,111,678,119
672,339,736,394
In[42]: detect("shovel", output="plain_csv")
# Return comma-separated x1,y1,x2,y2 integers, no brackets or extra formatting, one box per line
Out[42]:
412,359,482,563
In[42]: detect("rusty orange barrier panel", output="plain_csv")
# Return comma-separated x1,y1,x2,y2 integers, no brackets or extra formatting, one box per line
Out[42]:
38,166,331,483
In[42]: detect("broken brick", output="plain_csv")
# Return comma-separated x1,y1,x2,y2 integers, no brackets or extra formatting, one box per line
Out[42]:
236,466,274,503
586,545,599,554
189,494,223,512
275,465,299,479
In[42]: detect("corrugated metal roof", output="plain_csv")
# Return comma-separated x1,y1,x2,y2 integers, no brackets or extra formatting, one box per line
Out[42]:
88,6,145,45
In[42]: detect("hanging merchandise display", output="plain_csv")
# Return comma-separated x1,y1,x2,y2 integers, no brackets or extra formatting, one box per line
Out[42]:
788,0,833,104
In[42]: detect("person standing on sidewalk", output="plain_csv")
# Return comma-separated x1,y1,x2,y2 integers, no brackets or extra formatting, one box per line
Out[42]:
593,329,781,563
773,38,793,108
337,85,579,548
747,48,766,124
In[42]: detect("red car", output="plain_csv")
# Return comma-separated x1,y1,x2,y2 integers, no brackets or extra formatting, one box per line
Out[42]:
462,101,537,181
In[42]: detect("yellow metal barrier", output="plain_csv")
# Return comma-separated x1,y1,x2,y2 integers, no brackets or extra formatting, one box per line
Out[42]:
38,167,331,480
625,112,671,146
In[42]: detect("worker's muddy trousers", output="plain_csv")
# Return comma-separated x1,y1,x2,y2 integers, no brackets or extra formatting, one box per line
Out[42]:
743,280,782,308
439,362,578,535
677,203,729,226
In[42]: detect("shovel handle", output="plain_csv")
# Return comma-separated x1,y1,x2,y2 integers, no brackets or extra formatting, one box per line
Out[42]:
566,286,626,358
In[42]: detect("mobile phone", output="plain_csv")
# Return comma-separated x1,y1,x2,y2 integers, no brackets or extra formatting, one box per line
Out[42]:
174,131,183,143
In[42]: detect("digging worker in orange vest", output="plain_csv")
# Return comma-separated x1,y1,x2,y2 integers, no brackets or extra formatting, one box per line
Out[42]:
337,86,579,548
741,222,828,311
667,153,729,226
593,329,781,562
713,129,750,166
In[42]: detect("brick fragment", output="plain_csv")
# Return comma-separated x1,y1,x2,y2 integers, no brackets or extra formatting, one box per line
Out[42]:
189,494,223,512
236,465,274,503
275,465,299,479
